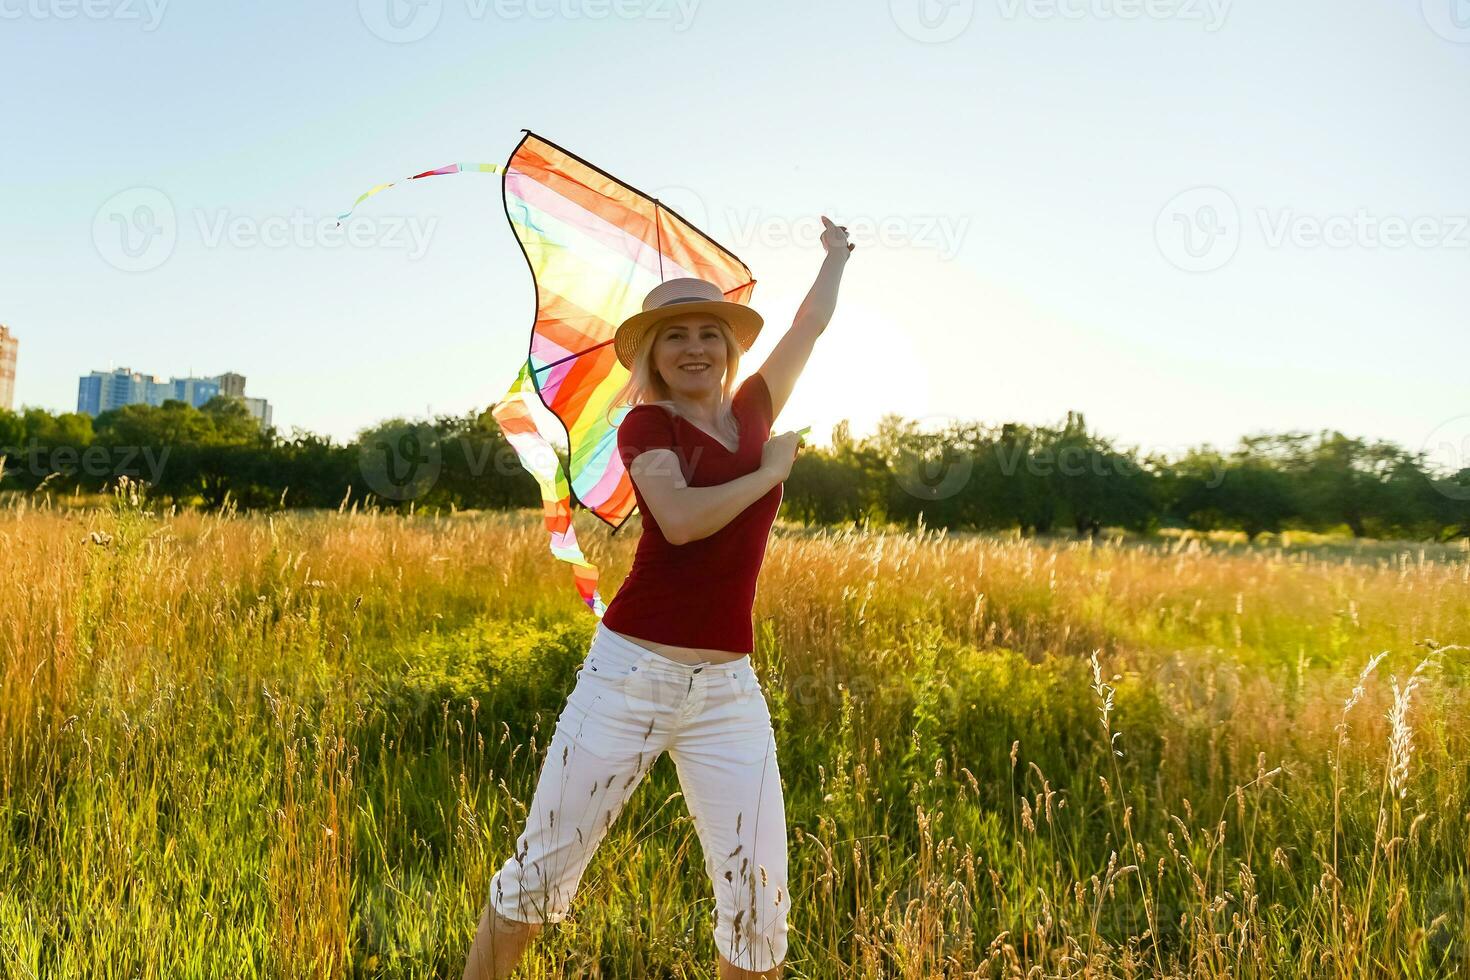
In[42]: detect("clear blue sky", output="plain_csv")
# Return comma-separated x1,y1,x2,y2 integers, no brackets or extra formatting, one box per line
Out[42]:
3,0,1467,463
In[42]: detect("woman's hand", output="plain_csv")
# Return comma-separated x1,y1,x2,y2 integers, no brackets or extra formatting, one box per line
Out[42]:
760,430,805,482
820,215,853,257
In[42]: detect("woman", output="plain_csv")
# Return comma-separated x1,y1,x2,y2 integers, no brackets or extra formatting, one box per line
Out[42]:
461,216,853,979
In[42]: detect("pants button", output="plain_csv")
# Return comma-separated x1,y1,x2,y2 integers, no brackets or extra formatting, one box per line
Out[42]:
693,667,703,673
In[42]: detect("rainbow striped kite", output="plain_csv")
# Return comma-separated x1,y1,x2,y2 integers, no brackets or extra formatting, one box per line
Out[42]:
340,130,756,616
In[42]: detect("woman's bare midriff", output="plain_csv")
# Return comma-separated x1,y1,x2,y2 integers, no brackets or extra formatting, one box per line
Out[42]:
606,627,750,666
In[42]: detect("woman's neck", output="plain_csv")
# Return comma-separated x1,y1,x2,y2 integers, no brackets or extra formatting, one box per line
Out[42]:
666,386,724,427
667,389,737,442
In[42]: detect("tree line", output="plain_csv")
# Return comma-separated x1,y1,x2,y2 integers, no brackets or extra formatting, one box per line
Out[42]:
1,398,1466,541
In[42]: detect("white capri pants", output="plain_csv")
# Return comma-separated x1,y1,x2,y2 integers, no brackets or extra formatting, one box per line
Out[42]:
488,621,790,972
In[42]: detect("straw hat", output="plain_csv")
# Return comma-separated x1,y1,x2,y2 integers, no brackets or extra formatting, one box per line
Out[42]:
613,278,763,370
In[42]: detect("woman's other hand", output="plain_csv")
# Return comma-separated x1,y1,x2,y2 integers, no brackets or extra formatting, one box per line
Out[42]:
760,430,804,482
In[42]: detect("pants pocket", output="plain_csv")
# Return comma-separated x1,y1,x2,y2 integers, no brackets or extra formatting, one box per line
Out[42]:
581,651,640,690
729,663,764,703
559,660,660,758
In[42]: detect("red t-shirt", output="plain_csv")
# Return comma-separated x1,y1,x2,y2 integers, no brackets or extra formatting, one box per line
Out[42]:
601,372,783,654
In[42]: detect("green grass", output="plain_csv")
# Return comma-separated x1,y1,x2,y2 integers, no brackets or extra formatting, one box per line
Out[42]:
2,485,1468,977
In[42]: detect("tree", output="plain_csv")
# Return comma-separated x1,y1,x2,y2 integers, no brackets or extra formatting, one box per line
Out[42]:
1296,432,1420,538
24,407,94,448
0,409,23,450
95,400,213,449
1214,459,1298,540
1045,411,1156,537
200,396,270,446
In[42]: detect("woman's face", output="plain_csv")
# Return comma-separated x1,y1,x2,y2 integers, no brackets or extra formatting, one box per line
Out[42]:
651,314,729,397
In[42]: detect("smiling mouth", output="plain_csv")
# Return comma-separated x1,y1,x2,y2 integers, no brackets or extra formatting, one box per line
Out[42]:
680,364,711,373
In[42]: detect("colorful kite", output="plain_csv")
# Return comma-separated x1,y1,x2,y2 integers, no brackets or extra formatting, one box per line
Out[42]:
340,130,756,616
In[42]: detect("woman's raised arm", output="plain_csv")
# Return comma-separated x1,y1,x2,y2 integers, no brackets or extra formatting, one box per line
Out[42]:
754,216,852,420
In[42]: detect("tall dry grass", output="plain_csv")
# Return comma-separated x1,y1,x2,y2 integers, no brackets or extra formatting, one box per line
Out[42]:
1,483,1467,977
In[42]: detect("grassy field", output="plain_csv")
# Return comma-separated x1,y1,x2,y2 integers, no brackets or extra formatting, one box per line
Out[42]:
2,484,1468,978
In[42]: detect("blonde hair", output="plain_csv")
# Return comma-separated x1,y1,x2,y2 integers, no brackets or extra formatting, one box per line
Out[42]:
606,315,743,444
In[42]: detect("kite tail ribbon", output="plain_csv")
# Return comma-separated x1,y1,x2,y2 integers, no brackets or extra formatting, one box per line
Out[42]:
336,162,504,224
491,360,607,618
340,159,608,617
